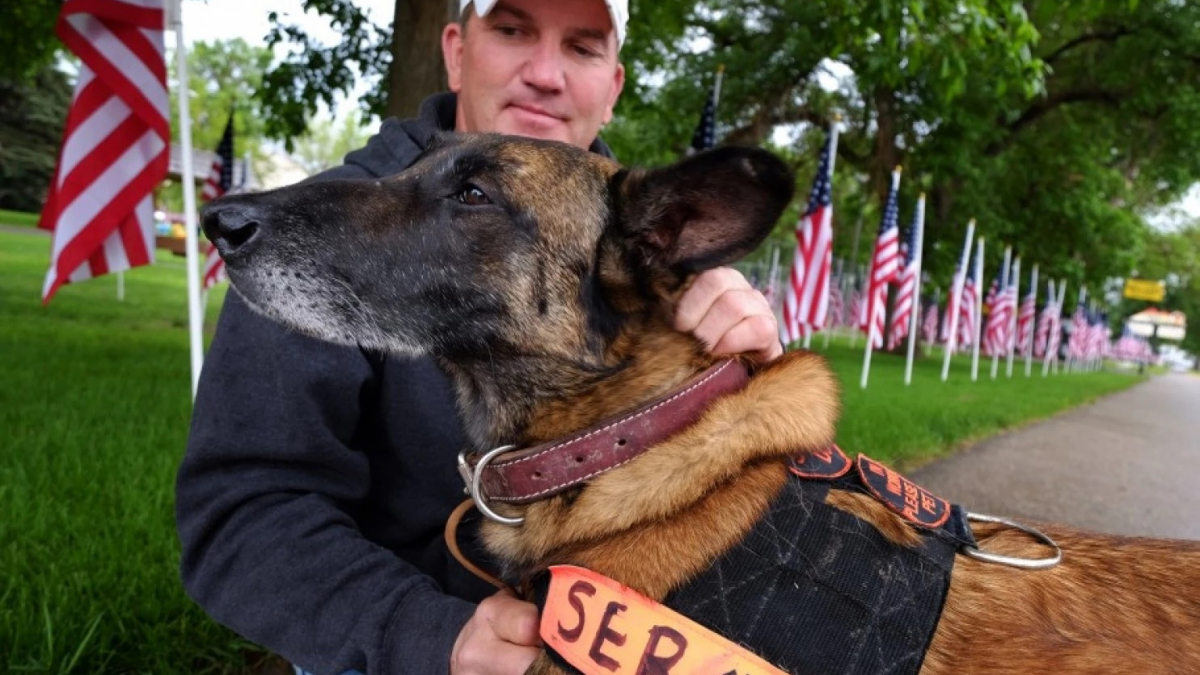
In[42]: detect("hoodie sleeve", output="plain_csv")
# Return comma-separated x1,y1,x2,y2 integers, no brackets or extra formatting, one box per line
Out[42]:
176,291,475,675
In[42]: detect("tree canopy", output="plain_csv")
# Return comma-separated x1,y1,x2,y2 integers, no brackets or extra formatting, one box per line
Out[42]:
6,0,1200,332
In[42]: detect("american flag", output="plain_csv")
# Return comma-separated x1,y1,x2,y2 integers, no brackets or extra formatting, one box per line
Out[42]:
828,284,845,328
782,128,837,343
201,117,236,290
1067,304,1089,360
983,272,1014,356
39,0,169,303
940,267,962,344
1033,296,1055,358
201,116,235,201
922,301,940,345
848,288,865,333
888,209,921,350
1016,287,1037,357
860,169,902,349
958,263,979,349
689,78,718,153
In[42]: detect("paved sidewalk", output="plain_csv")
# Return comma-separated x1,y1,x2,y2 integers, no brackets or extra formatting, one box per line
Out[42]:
910,373,1200,540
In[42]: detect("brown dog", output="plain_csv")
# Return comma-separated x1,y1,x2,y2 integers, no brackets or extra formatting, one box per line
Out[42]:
203,133,1200,675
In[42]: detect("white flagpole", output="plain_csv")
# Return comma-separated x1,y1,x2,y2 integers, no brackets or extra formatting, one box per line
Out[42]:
1006,257,1020,377
861,167,901,389
1024,264,1038,377
991,245,1011,379
117,270,125,301
903,194,926,386
170,0,204,399
941,219,975,381
971,237,985,382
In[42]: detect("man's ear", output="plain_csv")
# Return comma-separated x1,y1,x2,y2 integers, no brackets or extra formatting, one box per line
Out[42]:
443,22,464,92
615,146,795,278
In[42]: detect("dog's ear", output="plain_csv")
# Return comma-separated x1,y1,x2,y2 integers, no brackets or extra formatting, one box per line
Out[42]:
615,146,795,277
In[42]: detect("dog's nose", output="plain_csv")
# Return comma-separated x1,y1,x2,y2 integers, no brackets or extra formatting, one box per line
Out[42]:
200,201,265,258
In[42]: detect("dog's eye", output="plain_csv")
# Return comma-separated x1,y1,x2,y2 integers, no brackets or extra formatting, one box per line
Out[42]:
456,186,492,206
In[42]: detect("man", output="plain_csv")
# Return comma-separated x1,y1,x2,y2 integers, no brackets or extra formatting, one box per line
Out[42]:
176,1,782,674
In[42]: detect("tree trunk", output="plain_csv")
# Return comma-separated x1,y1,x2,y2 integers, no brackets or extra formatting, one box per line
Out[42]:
387,0,457,120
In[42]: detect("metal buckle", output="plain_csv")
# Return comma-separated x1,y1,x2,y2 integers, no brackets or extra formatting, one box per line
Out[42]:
457,445,524,526
960,512,1062,570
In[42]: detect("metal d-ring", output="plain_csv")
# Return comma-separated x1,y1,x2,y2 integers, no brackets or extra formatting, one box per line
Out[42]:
467,444,525,527
961,512,1062,570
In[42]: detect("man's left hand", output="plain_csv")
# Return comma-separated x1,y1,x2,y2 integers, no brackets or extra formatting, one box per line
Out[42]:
675,267,783,363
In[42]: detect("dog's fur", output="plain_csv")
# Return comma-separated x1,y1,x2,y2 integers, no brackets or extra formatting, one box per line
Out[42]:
204,134,1200,675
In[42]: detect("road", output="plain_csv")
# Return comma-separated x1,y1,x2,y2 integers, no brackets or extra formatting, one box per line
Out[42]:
910,373,1200,540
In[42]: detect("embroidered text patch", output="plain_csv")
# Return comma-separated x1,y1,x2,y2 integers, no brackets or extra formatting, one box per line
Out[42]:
789,444,852,479
856,455,950,529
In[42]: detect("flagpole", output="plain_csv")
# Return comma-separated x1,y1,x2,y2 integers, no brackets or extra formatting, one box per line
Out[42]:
861,166,901,389
941,219,975,381
904,194,926,386
991,245,1011,379
970,237,985,382
1005,257,1020,377
1024,264,1038,377
117,270,125,301
170,0,204,398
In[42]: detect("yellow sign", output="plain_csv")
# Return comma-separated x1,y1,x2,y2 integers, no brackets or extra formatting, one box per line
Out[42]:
541,565,789,675
1123,279,1165,302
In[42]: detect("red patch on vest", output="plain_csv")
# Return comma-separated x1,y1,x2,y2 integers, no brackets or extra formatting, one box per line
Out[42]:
856,455,950,529
789,444,852,479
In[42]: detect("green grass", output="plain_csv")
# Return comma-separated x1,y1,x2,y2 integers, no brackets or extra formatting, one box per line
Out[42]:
0,230,257,674
0,208,40,227
0,227,1143,673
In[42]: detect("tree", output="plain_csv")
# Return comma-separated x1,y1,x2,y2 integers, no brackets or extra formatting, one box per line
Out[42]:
0,64,72,213
158,38,275,211
0,1,61,83
291,109,377,175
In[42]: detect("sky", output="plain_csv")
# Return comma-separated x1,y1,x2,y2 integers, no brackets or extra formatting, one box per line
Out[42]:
177,0,1200,226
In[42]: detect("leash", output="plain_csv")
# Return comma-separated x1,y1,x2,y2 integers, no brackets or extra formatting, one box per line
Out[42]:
444,499,515,595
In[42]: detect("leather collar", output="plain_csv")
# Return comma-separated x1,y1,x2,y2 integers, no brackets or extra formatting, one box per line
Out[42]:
460,359,751,505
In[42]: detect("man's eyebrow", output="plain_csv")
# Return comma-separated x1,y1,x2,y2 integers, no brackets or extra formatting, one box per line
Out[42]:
489,1,612,46
487,1,532,22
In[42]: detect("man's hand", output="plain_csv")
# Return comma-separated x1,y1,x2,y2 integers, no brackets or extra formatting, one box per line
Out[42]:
675,267,783,362
451,591,541,675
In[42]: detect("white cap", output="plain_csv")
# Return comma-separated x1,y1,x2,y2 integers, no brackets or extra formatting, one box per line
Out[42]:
461,0,628,47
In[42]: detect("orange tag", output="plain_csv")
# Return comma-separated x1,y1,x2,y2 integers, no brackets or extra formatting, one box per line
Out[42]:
789,444,851,479
540,565,791,675
856,455,950,529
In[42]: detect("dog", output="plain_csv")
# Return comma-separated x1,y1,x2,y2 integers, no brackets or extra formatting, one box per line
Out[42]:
203,133,1200,675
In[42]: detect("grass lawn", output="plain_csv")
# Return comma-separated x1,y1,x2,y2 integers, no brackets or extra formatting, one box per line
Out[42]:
0,227,1143,673
0,208,40,227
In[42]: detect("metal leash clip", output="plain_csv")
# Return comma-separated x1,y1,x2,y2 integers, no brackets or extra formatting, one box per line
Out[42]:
960,512,1062,570
457,445,525,526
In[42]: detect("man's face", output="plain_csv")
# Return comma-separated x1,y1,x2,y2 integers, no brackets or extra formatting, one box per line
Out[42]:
443,0,625,150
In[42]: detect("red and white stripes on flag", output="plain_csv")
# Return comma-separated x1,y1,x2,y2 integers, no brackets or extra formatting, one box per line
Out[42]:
860,168,902,348
922,302,940,345
1016,288,1037,357
983,273,1014,356
202,242,226,291
39,0,168,303
782,124,838,344
888,203,922,350
958,268,979,349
